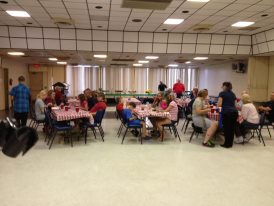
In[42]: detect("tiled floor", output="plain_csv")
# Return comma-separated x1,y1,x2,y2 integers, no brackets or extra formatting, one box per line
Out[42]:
1,112,274,206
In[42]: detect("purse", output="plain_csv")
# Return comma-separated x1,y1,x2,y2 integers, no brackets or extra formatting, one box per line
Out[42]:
1,117,39,158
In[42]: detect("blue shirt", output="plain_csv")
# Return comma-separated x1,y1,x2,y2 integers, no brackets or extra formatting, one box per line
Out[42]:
219,90,237,114
10,83,30,113
122,109,141,126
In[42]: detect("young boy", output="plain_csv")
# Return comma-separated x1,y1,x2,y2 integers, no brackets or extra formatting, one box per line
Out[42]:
122,102,151,140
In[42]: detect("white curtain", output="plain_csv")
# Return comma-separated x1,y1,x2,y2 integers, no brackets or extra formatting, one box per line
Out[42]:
66,66,198,95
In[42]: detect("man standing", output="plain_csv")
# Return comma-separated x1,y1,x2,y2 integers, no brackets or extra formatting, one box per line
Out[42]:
158,81,167,92
173,79,185,98
10,76,31,127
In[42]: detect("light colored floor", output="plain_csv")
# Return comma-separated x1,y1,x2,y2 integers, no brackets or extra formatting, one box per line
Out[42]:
1,117,274,206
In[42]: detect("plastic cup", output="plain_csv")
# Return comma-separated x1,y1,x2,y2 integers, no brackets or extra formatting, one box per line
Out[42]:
61,104,64,109
75,107,79,112
65,106,69,111
211,108,214,113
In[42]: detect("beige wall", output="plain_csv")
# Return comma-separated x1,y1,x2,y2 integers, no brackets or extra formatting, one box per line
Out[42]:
0,57,29,110
29,65,65,90
247,56,274,102
199,61,248,97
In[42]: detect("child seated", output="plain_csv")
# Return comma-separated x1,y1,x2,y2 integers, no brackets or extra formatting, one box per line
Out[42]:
122,102,151,140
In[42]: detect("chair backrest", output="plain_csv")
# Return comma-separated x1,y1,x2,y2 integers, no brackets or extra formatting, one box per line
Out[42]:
94,110,105,125
44,108,53,127
259,112,266,125
30,106,36,119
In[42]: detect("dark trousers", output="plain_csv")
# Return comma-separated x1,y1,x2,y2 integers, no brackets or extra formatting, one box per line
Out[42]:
222,111,238,147
14,112,28,127
235,120,257,138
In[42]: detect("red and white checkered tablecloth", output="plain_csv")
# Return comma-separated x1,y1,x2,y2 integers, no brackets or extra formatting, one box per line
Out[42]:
134,109,171,119
67,99,80,107
176,98,191,108
208,112,221,122
52,109,94,123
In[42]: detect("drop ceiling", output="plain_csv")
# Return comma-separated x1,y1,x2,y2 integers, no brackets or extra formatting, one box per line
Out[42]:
0,0,273,35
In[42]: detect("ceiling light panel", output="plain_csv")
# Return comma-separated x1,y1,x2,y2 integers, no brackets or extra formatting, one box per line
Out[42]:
231,21,255,27
6,10,31,17
164,18,184,25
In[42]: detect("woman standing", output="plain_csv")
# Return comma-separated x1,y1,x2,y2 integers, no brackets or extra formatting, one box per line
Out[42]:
217,82,238,148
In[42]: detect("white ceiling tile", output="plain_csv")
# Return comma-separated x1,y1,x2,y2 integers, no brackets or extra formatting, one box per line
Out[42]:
10,38,27,49
183,34,197,44
9,27,26,37
181,44,196,54
167,44,181,53
27,38,44,49
44,39,60,50
76,29,92,40
93,41,107,51
123,42,138,52
61,39,76,50
108,31,123,41
60,29,76,39
93,30,107,41
197,34,211,44
77,40,92,51
153,43,167,53
139,32,153,42
0,26,9,36
43,28,59,38
108,42,123,52
210,45,224,54
237,45,251,54
223,45,237,54
168,33,183,43
196,44,210,54
154,33,168,43
0,37,10,48
138,43,152,53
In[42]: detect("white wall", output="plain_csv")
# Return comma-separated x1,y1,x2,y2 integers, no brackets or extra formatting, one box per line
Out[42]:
199,62,248,97
0,57,29,110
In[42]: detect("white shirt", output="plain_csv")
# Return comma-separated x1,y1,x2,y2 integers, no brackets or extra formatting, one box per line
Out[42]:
241,103,259,124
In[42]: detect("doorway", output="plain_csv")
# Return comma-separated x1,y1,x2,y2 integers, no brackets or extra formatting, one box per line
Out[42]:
3,68,9,110
29,72,43,101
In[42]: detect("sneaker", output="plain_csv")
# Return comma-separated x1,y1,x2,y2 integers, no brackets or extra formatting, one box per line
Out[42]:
150,130,160,137
208,140,215,146
234,136,244,144
202,141,215,148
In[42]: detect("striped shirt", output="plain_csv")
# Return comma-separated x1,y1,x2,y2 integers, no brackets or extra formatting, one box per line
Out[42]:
9,83,30,113
169,101,178,121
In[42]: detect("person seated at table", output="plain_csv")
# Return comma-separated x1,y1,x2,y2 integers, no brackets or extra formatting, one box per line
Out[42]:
151,93,178,140
234,94,259,144
122,102,151,140
258,92,274,124
192,89,218,147
84,88,98,110
190,87,199,100
78,93,88,111
35,90,47,121
54,86,64,106
90,93,107,116
116,97,124,115
152,92,168,109
44,90,56,105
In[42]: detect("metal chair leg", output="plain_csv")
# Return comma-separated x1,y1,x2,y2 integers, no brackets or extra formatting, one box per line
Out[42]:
121,128,128,144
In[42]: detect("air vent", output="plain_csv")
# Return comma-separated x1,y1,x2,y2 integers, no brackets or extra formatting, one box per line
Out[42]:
122,0,172,10
52,18,74,26
174,59,187,63
238,26,260,31
158,65,166,68
192,24,213,32
90,15,109,21
110,63,129,66
112,59,135,62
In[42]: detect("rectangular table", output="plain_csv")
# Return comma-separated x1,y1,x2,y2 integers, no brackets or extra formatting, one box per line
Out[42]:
52,108,94,123
176,98,191,108
123,97,142,105
67,99,80,107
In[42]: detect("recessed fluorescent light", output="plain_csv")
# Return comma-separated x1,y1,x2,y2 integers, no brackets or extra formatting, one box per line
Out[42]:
133,64,142,67
6,10,30,17
194,57,208,60
48,58,57,61
185,61,191,64
94,54,107,58
231,21,255,27
187,0,210,2
57,61,67,65
164,18,184,25
168,64,178,67
8,52,25,56
145,56,159,60
138,60,149,63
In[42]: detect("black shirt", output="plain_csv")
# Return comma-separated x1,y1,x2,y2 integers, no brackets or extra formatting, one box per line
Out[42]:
158,83,167,92
263,101,274,123
87,97,97,111
219,90,237,114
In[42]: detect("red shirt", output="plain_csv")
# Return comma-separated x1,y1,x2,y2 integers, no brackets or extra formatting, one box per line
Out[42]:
80,100,88,109
90,101,107,113
116,103,124,112
173,83,185,94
